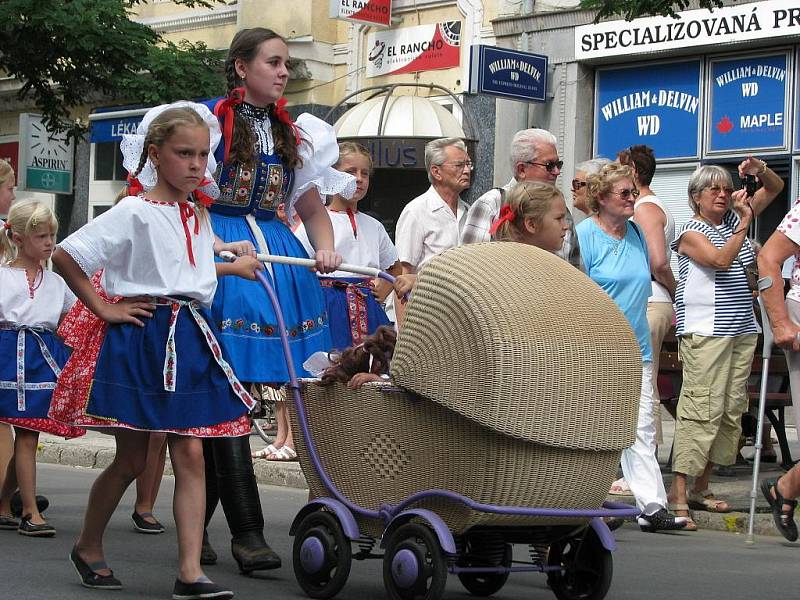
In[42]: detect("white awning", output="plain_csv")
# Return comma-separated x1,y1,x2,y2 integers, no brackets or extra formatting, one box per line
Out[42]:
334,95,466,138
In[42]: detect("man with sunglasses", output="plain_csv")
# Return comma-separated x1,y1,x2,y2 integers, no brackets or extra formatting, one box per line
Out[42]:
460,128,580,267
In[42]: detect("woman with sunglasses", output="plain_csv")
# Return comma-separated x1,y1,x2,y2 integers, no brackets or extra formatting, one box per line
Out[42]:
572,158,611,216
667,161,782,530
577,162,686,532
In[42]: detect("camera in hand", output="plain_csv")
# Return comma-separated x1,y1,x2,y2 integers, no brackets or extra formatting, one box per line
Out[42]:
743,174,757,197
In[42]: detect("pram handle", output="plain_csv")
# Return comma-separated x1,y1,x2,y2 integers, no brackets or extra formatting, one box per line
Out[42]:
219,250,392,282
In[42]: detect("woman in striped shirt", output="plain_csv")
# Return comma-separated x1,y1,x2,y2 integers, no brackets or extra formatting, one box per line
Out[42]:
668,160,783,530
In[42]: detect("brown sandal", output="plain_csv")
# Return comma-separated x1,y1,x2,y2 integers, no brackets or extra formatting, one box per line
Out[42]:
688,489,732,513
667,502,698,531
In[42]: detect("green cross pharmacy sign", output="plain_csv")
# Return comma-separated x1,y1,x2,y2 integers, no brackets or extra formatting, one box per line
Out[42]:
18,113,73,194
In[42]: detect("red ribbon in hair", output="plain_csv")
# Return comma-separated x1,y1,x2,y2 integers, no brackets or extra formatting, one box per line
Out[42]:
273,97,301,146
178,202,200,267
488,204,516,236
127,174,144,197
213,87,246,164
2,221,11,231
192,178,215,208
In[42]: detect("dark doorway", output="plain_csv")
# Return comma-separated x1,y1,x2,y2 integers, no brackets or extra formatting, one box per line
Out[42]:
358,168,430,240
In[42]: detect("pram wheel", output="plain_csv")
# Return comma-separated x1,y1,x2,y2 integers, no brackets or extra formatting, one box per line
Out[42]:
292,510,352,599
383,523,447,600
546,527,612,600
456,543,512,596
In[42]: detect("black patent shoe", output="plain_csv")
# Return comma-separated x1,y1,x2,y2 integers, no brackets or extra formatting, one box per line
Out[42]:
637,508,687,532
201,530,218,566
18,514,56,538
10,492,49,518
172,578,233,600
231,536,282,573
69,547,123,589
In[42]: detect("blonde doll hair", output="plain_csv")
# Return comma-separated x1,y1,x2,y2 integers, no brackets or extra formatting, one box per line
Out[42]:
492,182,563,243
0,158,13,188
1,200,58,263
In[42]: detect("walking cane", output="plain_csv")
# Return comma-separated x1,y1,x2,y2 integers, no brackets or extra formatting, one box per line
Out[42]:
746,279,775,545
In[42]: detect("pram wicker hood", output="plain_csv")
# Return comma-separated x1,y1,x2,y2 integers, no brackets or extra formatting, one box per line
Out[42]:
391,242,641,452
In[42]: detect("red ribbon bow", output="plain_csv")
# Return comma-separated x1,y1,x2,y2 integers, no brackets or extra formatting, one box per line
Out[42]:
192,178,215,208
488,204,516,236
127,174,144,197
213,87,246,164
273,97,301,146
2,221,11,231
179,202,200,267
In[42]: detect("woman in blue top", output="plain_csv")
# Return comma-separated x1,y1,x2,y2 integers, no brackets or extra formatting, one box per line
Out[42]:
201,28,353,573
576,162,685,533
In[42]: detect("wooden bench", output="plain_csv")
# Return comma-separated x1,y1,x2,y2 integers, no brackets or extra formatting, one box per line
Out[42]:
658,328,795,470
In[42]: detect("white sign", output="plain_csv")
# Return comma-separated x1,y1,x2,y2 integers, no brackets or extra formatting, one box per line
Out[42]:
329,0,391,27
576,1,800,60
366,22,461,78
18,114,74,194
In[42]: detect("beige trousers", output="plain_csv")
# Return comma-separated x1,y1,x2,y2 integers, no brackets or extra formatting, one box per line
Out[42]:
647,301,674,444
672,333,757,477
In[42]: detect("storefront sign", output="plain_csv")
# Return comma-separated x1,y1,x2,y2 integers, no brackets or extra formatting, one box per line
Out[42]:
708,53,788,153
595,60,701,160
341,137,476,169
366,21,461,78
329,0,391,27
90,115,144,143
17,114,73,194
468,45,548,103
576,0,800,60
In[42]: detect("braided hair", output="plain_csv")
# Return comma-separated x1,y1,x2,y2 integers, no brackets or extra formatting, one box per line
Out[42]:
224,28,301,169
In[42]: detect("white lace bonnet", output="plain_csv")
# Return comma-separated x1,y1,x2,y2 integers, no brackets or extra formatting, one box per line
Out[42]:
120,101,222,200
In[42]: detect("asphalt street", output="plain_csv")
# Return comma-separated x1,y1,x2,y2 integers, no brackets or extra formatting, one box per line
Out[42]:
0,463,796,600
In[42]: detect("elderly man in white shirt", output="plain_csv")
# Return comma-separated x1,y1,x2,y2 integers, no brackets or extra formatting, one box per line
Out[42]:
392,138,471,322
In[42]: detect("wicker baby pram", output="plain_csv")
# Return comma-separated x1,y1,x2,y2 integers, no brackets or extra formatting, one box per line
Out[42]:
290,242,640,532
280,243,642,600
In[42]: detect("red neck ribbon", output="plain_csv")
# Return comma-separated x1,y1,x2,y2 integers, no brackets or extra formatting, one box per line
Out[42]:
179,202,200,267
488,204,516,237
213,87,246,164
346,208,357,239
273,97,301,146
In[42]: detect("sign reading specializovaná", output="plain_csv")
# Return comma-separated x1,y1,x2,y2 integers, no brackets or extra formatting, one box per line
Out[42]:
366,22,461,78
330,0,391,27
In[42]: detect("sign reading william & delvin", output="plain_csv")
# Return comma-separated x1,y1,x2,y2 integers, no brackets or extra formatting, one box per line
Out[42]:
469,45,548,103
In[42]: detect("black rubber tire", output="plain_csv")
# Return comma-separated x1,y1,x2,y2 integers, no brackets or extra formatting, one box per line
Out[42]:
292,510,352,599
382,523,447,600
546,527,613,600
456,543,511,596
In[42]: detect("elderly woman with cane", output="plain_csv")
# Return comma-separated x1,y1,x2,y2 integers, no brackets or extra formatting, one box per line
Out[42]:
667,159,782,530
756,192,800,541
576,162,686,532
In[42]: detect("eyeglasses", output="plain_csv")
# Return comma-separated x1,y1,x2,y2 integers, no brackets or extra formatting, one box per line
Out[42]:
440,161,474,171
610,188,640,200
524,160,563,173
571,179,587,191
706,185,734,196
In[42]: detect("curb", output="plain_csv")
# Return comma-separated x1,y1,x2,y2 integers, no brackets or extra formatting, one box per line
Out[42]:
37,438,309,491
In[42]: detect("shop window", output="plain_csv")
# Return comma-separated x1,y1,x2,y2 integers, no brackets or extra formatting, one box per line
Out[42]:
94,142,127,181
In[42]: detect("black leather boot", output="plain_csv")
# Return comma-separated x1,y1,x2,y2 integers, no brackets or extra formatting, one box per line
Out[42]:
211,435,282,573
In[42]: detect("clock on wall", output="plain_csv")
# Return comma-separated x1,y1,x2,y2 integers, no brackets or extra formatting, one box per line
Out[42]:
18,113,74,194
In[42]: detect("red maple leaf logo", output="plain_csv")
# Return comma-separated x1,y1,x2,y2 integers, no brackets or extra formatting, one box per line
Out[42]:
716,116,734,134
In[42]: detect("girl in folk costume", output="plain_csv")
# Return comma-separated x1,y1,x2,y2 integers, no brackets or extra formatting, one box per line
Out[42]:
0,201,81,538
295,142,401,352
50,102,262,600
200,27,351,569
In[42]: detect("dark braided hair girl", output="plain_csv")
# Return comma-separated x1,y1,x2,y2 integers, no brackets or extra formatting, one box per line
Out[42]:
200,27,357,574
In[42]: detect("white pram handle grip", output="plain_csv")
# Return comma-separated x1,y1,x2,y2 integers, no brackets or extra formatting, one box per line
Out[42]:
218,250,381,278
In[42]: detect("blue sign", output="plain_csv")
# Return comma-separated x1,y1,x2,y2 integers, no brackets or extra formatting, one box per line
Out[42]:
595,60,701,160
708,54,788,153
90,115,143,144
468,45,548,103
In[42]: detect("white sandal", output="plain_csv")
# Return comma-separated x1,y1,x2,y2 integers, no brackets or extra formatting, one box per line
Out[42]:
267,446,298,461
252,444,279,459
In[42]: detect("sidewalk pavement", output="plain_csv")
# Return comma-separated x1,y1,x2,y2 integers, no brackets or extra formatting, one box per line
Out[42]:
37,409,798,537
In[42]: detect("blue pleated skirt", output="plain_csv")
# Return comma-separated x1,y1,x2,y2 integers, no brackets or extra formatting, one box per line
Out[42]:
0,329,70,419
86,302,250,431
321,278,391,352
210,213,331,383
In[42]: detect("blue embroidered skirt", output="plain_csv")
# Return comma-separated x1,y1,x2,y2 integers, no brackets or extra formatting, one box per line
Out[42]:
85,301,251,431
320,277,391,352
210,213,331,383
0,328,70,421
